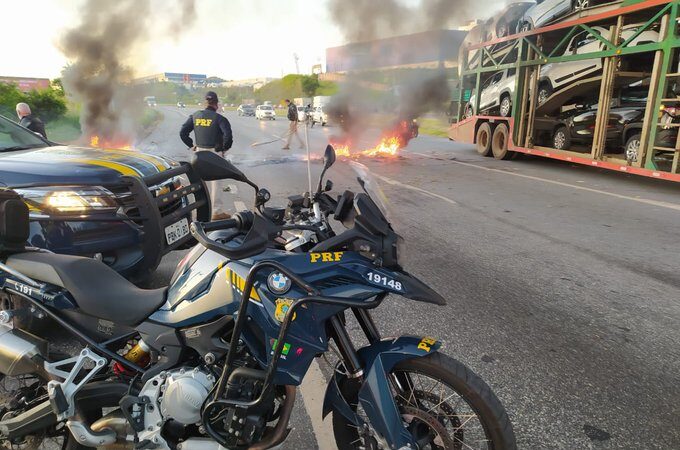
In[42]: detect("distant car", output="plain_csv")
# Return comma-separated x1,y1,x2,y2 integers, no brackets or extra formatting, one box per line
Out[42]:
255,105,276,120
518,0,615,31
296,106,307,121
465,24,659,116
176,102,186,108
312,106,329,126
237,104,255,116
147,100,157,107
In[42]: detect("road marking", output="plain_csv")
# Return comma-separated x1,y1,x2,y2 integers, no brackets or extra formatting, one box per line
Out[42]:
300,359,338,450
372,173,458,206
411,153,680,212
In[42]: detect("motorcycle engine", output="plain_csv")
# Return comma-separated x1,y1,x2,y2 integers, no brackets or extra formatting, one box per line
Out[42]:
160,368,215,424
136,367,216,447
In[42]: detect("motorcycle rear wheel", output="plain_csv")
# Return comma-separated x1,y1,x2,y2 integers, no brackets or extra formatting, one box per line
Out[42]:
333,352,516,450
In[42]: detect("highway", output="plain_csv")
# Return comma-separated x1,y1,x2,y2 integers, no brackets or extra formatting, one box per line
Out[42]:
140,105,680,449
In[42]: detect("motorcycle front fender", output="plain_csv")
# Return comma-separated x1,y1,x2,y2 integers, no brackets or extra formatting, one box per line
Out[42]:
322,335,442,448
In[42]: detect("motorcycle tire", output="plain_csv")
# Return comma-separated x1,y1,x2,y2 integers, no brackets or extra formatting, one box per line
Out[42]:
333,352,517,450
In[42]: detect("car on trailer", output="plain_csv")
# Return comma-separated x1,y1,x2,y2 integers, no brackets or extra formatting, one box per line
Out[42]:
0,114,210,279
518,0,616,31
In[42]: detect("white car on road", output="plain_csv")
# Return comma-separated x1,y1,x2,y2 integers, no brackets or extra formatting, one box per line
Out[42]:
311,106,329,126
255,105,276,120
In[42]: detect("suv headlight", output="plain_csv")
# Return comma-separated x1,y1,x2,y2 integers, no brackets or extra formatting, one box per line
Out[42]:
15,186,118,215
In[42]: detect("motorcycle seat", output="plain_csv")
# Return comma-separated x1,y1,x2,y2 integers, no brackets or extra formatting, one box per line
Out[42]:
5,252,166,326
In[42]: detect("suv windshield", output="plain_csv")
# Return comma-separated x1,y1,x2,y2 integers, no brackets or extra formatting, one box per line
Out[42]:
0,115,49,152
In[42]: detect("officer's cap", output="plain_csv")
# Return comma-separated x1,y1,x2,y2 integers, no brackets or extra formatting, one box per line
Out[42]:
205,91,219,103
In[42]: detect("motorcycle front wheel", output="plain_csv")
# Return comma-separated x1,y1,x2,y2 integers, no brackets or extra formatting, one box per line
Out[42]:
333,352,517,450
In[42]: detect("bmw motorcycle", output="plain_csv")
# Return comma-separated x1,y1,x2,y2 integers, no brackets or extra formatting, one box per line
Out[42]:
0,147,516,449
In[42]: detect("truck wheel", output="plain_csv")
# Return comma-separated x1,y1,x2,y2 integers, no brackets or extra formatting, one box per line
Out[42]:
492,123,514,160
476,122,493,157
500,95,512,117
553,126,571,150
573,0,590,11
625,133,641,163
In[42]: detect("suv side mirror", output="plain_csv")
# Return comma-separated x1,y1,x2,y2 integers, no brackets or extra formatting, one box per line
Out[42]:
191,151,247,182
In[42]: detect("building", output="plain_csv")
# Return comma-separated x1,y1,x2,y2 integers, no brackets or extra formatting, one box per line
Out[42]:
223,77,277,90
325,30,467,73
136,72,207,86
0,76,51,92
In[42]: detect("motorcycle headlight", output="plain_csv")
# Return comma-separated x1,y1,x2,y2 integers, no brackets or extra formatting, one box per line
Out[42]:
16,186,118,215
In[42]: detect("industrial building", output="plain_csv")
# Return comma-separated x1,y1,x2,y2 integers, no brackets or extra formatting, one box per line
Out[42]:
136,72,207,86
325,30,467,73
0,76,51,92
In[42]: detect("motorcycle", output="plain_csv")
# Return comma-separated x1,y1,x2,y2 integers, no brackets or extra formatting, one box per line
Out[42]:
0,147,516,449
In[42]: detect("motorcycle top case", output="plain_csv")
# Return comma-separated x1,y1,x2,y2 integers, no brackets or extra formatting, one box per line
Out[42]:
0,189,29,253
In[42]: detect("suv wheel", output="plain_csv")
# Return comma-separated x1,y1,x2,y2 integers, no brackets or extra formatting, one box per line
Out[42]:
537,85,552,105
625,133,641,163
500,96,512,117
553,126,571,150
573,0,590,11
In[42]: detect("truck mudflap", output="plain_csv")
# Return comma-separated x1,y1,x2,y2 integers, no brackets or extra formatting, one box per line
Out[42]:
322,335,442,448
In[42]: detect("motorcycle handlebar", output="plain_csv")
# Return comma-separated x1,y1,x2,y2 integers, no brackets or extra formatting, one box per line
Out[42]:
190,211,268,260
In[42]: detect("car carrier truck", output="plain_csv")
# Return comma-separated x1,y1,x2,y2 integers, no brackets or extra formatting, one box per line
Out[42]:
448,0,680,182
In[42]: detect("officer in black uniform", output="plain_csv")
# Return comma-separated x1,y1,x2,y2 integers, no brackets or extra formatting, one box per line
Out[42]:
180,91,233,220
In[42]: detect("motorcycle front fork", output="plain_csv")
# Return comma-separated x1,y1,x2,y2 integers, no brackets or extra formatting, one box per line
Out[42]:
328,295,385,378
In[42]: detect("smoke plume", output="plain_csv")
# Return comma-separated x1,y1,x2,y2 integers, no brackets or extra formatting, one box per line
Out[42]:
328,0,479,43
60,0,196,143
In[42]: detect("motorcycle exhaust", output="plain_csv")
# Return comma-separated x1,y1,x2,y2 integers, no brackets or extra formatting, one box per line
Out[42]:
0,324,47,376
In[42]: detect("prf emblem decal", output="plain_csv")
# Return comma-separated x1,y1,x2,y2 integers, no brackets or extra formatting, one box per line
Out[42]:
194,118,213,127
310,252,344,263
418,337,437,352
267,272,291,294
274,298,296,322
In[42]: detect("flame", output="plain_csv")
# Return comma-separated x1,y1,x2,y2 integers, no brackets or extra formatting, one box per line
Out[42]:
330,130,406,160
89,135,132,150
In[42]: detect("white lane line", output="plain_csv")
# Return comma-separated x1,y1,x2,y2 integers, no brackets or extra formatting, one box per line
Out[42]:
372,173,458,206
300,359,338,450
411,152,680,213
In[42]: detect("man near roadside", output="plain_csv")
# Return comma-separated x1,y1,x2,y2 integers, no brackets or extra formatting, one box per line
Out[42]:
179,91,233,220
283,99,304,150
16,103,47,139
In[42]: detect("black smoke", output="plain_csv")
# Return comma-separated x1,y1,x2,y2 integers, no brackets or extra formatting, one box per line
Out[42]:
60,0,196,143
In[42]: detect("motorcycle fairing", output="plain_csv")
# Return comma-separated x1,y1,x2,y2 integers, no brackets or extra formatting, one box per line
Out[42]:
322,335,443,448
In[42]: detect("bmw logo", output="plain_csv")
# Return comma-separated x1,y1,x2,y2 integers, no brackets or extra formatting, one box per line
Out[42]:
267,272,291,294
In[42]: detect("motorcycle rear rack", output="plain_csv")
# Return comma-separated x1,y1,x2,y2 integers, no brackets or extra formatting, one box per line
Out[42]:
202,259,380,442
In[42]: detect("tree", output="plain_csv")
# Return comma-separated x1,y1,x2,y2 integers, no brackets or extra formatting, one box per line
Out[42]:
24,89,67,122
301,75,320,97
0,83,25,118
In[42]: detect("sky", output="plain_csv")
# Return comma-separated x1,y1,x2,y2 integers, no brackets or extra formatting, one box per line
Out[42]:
1,0,506,81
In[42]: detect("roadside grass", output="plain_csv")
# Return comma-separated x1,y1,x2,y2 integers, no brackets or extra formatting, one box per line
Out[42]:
418,117,451,138
46,112,81,143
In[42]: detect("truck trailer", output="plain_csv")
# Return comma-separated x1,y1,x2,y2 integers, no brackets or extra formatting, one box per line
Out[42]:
448,0,680,182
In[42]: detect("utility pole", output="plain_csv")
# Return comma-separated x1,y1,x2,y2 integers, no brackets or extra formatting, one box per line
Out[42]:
293,53,300,74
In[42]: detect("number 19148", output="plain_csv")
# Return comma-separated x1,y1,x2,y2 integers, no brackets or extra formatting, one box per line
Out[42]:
366,272,402,291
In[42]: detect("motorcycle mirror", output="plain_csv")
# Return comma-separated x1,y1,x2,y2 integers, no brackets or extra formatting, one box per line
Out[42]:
323,145,336,170
191,151,247,182
324,179,334,192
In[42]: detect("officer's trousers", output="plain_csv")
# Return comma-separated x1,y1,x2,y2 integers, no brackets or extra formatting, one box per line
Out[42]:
195,147,225,215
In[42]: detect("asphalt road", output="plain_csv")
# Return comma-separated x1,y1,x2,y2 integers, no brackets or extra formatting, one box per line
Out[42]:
139,105,680,450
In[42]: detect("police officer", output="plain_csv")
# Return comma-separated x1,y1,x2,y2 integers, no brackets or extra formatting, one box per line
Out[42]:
16,103,47,139
180,91,233,220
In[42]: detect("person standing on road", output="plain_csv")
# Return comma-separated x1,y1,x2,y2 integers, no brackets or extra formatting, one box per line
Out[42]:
179,91,233,220
282,99,304,150
16,103,47,139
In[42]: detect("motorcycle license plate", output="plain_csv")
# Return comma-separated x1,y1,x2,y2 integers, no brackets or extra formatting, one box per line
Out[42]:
165,218,190,245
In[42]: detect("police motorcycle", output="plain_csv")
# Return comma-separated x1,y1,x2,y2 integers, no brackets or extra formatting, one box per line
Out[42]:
0,146,516,449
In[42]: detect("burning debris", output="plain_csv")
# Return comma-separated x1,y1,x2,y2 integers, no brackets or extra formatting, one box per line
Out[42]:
60,0,196,147
330,119,417,159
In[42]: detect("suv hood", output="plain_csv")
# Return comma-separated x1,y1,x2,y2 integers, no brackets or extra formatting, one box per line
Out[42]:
0,145,173,187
